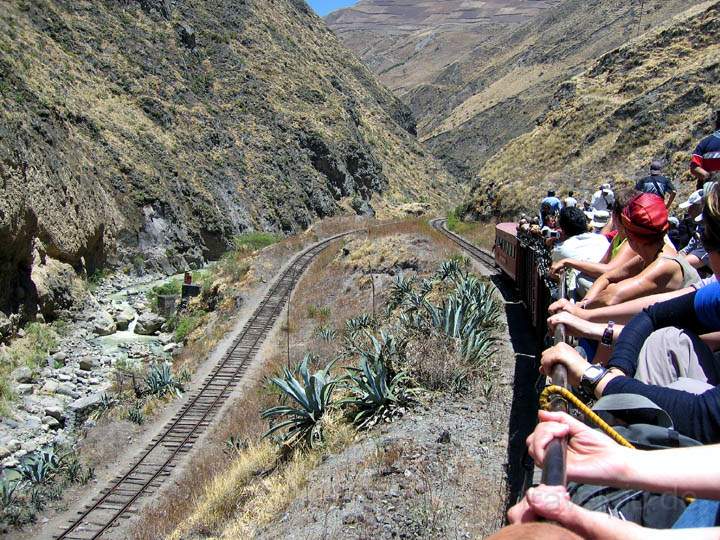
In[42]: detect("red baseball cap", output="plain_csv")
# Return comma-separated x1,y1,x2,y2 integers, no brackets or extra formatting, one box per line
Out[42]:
621,193,669,240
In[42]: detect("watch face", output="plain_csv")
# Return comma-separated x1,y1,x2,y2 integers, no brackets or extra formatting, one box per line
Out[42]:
585,365,604,380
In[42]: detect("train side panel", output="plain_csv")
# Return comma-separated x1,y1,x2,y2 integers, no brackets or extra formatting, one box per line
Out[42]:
494,223,519,281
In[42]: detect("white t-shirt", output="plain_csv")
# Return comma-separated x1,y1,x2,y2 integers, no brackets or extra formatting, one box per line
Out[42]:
564,197,578,208
552,233,610,263
590,190,615,212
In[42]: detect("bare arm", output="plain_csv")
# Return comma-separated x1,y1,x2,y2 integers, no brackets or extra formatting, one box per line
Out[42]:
666,191,676,209
583,255,644,306
553,241,636,279
548,287,695,325
701,331,720,352
590,259,678,307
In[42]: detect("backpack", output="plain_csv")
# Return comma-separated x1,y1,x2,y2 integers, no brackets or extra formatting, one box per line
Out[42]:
567,394,699,527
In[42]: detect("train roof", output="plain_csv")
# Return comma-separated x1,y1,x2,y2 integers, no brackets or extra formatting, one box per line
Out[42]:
496,222,518,235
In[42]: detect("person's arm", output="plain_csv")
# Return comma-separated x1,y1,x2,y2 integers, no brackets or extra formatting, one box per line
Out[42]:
590,258,678,307
548,288,695,325
547,311,624,342
701,331,720,351
666,190,676,209
691,141,710,181
582,255,644,305
527,411,720,498
552,241,636,279
686,253,708,270
508,485,718,539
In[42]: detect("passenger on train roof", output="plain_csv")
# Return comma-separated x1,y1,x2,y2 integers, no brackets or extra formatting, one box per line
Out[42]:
691,110,720,191
580,193,700,308
551,189,640,298
551,207,608,264
542,185,720,442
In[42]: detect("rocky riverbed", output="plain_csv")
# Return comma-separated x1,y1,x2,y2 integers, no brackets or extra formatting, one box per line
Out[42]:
0,272,185,470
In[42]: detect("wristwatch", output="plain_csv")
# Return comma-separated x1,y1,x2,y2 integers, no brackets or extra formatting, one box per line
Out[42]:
601,321,615,347
580,364,608,397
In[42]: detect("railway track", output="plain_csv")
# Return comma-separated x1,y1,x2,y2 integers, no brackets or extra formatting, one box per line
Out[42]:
429,218,498,272
57,231,354,540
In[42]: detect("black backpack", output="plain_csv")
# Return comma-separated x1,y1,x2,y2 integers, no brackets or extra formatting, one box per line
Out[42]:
567,395,699,527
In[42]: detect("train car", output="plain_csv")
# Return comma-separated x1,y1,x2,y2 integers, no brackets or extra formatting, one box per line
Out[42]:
493,223,520,281
495,222,553,339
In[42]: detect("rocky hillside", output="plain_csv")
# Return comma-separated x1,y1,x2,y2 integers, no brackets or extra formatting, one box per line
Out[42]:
326,0,561,98
328,0,703,182
420,0,704,180
0,0,457,323
466,1,720,219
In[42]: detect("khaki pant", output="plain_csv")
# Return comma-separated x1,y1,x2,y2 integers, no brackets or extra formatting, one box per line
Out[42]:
636,328,715,394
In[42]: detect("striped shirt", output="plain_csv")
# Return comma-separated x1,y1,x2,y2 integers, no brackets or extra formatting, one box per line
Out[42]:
691,130,720,172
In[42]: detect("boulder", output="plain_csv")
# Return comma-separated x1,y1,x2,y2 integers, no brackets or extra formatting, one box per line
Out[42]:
78,357,95,371
93,311,117,336
42,380,59,394
134,312,165,335
16,384,33,395
43,416,62,430
44,406,64,421
115,307,135,331
52,351,67,364
11,366,33,383
31,257,79,320
0,311,12,340
56,383,79,398
69,393,103,416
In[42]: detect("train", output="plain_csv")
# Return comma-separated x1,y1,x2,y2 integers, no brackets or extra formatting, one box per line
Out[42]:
493,222,554,338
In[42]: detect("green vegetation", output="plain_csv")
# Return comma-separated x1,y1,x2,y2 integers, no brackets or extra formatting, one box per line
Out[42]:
145,362,184,398
174,310,207,342
306,305,331,321
233,231,280,252
261,355,339,449
1,446,93,528
0,323,59,414
147,279,183,312
261,259,501,451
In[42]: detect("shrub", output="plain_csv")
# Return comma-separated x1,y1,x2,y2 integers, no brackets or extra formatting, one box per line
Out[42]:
145,363,183,398
174,310,206,342
314,325,336,342
13,447,61,484
342,354,414,429
128,403,146,425
261,356,338,449
306,305,331,321
233,231,280,252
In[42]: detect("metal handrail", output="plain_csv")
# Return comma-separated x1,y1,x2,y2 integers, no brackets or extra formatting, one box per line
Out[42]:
540,272,570,487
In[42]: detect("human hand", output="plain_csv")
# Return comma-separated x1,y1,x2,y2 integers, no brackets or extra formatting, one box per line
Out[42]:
540,342,590,386
550,260,567,278
548,298,580,316
547,311,597,340
527,411,628,485
507,484,570,524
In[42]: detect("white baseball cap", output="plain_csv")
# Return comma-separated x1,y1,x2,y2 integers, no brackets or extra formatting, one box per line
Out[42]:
679,190,704,209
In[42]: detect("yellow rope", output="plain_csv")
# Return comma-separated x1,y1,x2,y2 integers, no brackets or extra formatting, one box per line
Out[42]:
540,385,695,503
539,385,635,449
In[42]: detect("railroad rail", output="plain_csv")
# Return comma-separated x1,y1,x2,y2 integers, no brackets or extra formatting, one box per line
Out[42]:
429,218,498,272
57,231,354,540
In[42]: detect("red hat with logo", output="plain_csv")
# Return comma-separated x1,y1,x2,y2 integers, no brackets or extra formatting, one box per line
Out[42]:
621,193,669,241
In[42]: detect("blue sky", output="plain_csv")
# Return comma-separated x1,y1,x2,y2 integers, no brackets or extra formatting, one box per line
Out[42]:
307,0,357,16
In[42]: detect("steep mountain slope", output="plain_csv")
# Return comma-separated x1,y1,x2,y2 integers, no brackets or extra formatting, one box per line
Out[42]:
419,0,705,180
466,1,720,219
326,0,562,97
0,0,457,318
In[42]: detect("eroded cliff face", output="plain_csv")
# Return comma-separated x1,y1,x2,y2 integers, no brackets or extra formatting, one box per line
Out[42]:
466,1,720,219
0,0,457,320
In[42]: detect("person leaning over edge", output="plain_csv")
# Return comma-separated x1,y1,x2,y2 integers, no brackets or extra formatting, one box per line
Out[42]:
581,193,700,308
635,160,677,209
691,110,720,191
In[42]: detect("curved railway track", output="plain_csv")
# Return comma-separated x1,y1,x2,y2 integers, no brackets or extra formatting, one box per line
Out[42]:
429,218,498,272
57,231,354,540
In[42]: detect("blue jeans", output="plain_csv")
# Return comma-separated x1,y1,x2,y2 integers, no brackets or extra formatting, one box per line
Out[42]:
673,500,720,529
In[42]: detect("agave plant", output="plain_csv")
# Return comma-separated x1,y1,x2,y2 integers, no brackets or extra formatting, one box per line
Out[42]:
0,477,21,506
435,259,466,282
344,314,375,338
13,447,61,484
315,325,337,342
342,355,414,429
127,403,146,425
261,356,338,448
145,362,183,398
